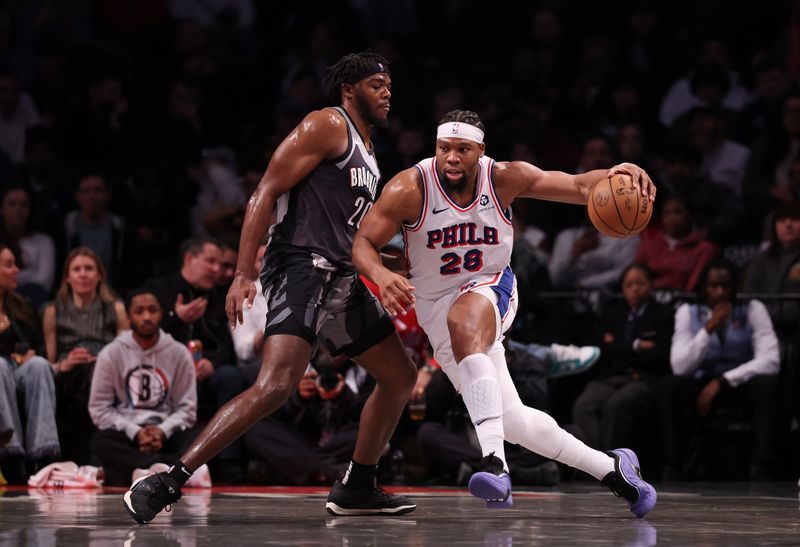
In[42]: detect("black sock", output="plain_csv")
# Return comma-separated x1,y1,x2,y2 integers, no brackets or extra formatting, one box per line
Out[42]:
341,459,377,490
167,460,193,487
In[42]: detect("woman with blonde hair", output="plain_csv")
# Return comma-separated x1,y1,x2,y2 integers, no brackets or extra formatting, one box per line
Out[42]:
0,244,59,482
43,246,128,464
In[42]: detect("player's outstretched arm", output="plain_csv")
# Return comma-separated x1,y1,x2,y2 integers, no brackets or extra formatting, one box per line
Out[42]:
353,168,423,316
226,109,347,327
495,161,656,206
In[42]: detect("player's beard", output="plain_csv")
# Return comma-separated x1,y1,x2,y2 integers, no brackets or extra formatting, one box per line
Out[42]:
357,94,389,127
437,166,468,194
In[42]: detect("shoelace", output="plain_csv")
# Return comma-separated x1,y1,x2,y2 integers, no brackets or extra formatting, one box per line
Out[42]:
151,473,179,512
373,486,408,503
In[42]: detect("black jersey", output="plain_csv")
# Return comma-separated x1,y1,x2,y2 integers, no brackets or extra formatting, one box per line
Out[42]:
266,107,381,272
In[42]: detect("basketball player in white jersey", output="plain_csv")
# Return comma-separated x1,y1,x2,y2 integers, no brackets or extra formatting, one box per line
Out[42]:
353,110,658,518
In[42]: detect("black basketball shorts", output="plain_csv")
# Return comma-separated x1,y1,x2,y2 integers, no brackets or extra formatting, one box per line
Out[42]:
260,257,395,357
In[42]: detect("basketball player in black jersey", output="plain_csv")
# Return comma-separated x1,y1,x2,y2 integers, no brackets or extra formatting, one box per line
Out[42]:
124,52,418,523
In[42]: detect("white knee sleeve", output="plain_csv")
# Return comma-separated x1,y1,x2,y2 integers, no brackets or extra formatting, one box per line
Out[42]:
458,353,502,425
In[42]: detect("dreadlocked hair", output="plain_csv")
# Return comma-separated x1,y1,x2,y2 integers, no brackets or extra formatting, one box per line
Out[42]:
438,110,485,133
322,50,390,104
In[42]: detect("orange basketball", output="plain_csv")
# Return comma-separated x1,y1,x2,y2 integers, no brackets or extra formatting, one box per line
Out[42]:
587,173,652,238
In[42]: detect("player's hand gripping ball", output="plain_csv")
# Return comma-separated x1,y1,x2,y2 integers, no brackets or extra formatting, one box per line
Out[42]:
588,172,652,238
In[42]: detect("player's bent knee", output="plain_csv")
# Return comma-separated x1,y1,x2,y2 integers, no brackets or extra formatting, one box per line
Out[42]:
389,363,418,396
370,354,417,393
446,314,479,340
502,404,529,445
503,403,561,447
251,378,296,414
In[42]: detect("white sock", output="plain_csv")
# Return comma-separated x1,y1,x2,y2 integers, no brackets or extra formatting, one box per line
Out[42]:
458,353,507,470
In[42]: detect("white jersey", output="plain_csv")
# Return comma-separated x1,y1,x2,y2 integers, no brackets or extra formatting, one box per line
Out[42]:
403,155,513,301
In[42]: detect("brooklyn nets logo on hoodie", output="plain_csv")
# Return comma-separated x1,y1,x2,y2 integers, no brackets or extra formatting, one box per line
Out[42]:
125,364,169,408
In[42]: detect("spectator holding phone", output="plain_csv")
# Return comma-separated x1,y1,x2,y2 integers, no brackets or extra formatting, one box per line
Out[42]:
42,247,128,464
244,347,371,486
0,244,59,482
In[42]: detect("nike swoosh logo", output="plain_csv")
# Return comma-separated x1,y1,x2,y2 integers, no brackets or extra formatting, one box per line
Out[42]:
432,207,448,214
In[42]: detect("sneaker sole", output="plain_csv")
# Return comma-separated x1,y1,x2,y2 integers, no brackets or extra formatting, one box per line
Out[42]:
613,448,657,518
324,501,417,516
468,472,513,508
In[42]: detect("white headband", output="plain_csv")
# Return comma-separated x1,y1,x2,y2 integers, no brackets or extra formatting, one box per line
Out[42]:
436,122,484,144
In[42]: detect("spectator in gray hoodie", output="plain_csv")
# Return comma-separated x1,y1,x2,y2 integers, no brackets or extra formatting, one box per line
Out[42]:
88,289,199,486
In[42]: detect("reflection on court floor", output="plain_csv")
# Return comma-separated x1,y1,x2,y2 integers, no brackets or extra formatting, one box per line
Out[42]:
1,483,798,546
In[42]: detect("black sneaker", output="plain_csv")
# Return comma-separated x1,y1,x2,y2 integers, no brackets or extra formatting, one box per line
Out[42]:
123,472,182,524
325,480,416,516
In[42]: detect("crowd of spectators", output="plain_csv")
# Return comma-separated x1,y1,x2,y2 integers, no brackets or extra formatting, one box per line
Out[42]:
0,1,799,486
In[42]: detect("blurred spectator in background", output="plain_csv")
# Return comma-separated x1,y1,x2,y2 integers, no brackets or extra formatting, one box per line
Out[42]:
596,75,658,146
615,122,659,176
116,164,191,282
634,195,718,292
0,183,55,306
216,238,238,291
744,92,800,231
659,38,751,127
745,202,800,340
0,244,58,483
17,126,71,238
572,263,673,451
145,236,245,482
0,70,39,164
732,53,791,145
190,147,246,240
244,349,369,486
689,106,750,196
169,0,256,29
89,290,202,486
57,69,133,168
529,7,572,92
659,259,781,480
382,126,427,175
658,141,747,245
546,133,618,241
64,173,128,288
44,247,128,464
555,34,619,131
549,219,639,290
159,77,205,164
509,202,553,338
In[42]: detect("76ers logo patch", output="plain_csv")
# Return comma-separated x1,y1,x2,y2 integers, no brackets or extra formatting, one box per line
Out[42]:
480,195,490,206
125,364,169,408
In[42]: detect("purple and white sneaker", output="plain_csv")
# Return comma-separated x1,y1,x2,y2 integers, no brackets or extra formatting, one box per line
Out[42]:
468,453,512,508
602,448,657,518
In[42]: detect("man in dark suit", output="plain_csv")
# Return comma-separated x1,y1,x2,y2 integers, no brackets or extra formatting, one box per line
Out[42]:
572,264,674,451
